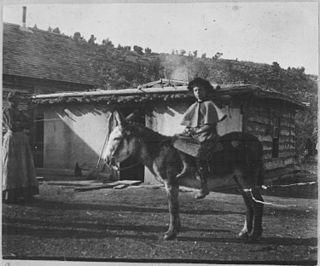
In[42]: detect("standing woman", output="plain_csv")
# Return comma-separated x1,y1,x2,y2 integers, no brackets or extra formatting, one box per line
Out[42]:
2,92,39,203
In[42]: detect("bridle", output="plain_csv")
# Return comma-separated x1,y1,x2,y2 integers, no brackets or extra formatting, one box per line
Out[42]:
106,136,143,171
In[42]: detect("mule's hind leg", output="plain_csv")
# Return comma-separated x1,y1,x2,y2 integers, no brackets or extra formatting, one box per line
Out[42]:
248,188,264,240
164,180,181,240
233,176,254,239
239,191,254,239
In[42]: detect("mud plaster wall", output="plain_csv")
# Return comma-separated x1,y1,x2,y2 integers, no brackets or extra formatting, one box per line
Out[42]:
43,103,113,170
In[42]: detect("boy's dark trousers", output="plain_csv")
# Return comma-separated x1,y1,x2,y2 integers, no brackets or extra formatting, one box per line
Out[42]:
195,139,217,198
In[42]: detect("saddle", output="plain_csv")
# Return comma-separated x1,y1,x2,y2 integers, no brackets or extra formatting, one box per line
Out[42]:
172,134,223,157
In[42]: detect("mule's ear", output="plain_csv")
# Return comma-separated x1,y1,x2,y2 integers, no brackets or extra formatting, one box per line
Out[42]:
114,110,127,128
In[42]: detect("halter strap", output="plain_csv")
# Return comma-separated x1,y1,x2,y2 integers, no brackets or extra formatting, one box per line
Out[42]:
107,161,142,171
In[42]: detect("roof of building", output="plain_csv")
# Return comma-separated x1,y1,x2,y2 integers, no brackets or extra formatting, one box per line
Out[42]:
3,23,98,85
32,79,304,108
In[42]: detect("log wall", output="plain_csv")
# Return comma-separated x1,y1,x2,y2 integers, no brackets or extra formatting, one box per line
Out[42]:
244,99,296,170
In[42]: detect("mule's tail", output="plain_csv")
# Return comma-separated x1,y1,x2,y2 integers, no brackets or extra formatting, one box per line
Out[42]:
257,160,265,187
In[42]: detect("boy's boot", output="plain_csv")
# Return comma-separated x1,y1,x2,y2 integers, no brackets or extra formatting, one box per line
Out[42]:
195,166,210,199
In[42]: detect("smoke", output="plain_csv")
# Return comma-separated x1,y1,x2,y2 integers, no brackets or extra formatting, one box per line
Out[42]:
170,66,189,81
162,55,189,82
161,54,209,82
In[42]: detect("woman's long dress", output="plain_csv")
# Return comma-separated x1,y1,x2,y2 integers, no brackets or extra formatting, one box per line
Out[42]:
2,105,39,202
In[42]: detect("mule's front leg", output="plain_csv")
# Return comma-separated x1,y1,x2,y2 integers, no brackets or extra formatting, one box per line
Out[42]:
164,180,180,240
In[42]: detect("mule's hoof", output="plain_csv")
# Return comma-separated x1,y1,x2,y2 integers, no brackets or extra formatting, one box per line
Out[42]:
247,232,262,243
195,190,209,199
176,173,186,179
238,231,249,239
164,232,177,240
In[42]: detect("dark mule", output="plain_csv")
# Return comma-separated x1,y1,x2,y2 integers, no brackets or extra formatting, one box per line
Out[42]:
104,112,264,241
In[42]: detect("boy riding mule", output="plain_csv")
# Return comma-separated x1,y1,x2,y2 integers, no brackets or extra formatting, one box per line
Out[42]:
174,77,227,199
104,110,265,241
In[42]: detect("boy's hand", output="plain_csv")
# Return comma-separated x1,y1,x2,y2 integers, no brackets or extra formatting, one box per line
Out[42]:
184,127,197,136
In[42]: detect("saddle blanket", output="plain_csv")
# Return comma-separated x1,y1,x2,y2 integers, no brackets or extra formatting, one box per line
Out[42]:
172,134,223,157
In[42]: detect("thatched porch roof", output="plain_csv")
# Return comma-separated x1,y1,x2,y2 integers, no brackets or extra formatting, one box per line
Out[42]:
32,79,304,108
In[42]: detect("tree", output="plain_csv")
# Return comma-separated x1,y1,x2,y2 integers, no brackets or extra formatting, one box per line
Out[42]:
145,47,152,54
88,35,96,45
133,45,144,55
102,38,114,48
213,52,223,60
73,32,82,42
193,50,198,57
180,49,186,56
52,27,61,34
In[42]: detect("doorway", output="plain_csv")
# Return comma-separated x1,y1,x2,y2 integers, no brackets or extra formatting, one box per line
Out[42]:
119,108,145,181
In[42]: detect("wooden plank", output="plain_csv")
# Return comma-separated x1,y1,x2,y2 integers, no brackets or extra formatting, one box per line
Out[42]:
258,135,272,142
47,180,101,186
284,157,295,165
279,151,296,158
74,183,118,191
279,144,295,150
265,159,285,170
263,146,272,152
280,130,295,137
280,120,295,129
279,138,295,144
113,184,129,189
263,153,272,160
247,125,266,134
74,180,142,192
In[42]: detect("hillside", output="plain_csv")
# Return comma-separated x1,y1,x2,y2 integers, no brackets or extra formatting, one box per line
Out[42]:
81,38,317,105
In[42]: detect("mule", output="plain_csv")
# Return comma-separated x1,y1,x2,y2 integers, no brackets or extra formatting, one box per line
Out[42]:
104,111,264,241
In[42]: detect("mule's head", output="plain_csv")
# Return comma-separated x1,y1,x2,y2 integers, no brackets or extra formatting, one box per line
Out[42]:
104,112,140,168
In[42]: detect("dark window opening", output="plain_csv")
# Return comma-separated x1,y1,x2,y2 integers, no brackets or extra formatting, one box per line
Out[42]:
272,117,280,158
34,114,44,167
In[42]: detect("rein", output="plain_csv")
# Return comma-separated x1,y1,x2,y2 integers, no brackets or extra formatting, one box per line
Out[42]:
108,161,142,171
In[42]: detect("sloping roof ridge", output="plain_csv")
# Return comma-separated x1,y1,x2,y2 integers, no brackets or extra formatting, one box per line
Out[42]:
3,21,98,85
32,83,261,100
4,22,20,27
33,86,189,99
4,22,83,45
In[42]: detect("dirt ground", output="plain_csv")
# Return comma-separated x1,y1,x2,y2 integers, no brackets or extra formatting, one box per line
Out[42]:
2,174,318,265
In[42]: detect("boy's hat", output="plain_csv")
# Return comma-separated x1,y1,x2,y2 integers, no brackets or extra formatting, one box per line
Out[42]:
187,77,214,93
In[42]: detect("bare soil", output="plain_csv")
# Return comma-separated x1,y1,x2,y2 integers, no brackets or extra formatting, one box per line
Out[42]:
2,175,318,264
